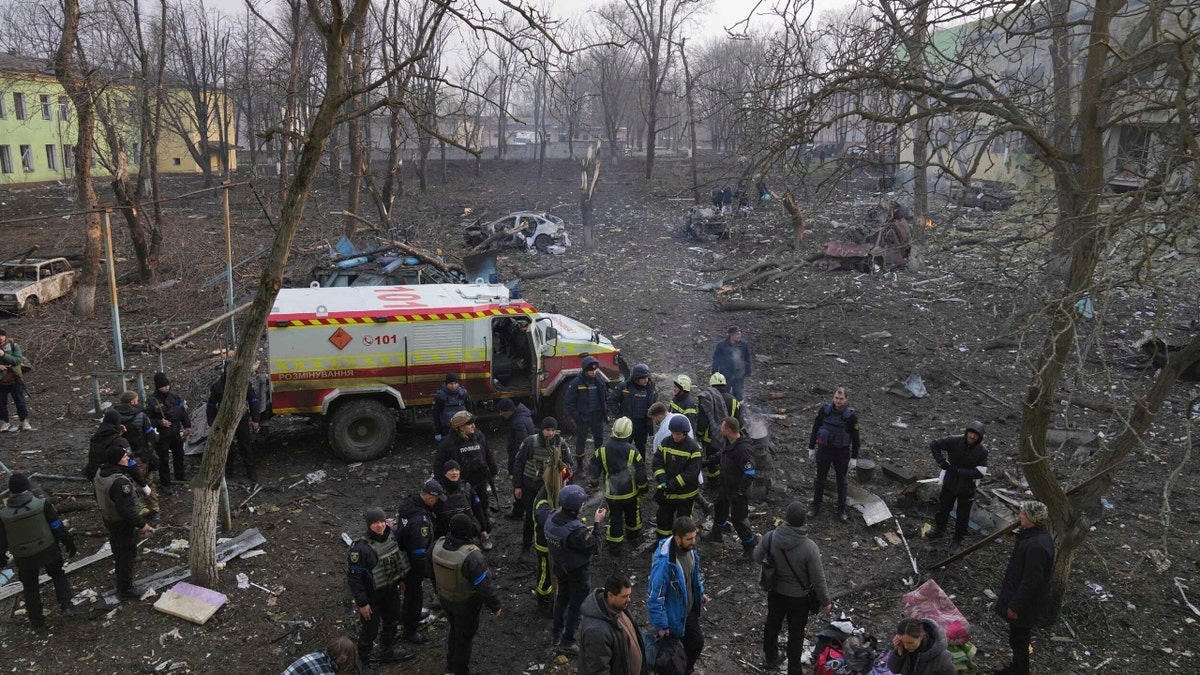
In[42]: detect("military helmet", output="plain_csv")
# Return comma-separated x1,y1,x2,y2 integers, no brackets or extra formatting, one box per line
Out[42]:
631,363,651,379
559,485,587,512
668,415,691,434
612,416,634,439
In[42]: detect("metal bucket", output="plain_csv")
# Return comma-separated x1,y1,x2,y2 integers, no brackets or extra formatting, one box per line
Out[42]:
855,458,877,483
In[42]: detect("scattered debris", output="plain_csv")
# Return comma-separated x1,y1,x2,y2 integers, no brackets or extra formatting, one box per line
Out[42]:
882,372,927,398
463,211,571,252
153,581,228,625
821,200,913,271
686,206,729,242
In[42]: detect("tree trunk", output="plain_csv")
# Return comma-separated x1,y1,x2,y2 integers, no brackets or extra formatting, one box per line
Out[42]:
579,140,600,248
680,38,699,204
644,94,657,180
55,0,101,317
189,1,370,587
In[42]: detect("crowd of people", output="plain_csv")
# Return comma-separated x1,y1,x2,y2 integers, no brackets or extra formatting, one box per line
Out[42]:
0,324,1055,675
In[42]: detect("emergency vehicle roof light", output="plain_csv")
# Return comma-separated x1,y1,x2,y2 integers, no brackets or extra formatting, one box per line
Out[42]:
511,288,522,299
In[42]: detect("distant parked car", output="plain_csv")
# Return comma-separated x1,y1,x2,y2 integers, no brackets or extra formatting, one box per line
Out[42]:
0,257,78,313
463,212,572,252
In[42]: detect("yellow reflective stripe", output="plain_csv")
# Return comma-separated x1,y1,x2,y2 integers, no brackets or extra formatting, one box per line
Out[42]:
270,349,487,373
665,490,699,500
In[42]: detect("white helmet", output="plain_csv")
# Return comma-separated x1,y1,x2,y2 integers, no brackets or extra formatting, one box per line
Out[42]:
612,417,633,439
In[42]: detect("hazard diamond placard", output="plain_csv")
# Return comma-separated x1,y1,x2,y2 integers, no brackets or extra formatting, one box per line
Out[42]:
329,327,352,351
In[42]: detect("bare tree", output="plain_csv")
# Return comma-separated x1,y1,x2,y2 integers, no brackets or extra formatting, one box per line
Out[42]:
606,0,708,179
54,0,102,317
583,11,636,158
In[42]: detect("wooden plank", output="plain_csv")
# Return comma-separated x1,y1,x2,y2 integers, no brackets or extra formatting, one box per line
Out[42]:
153,581,227,625
101,528,265,603
0,545,114,601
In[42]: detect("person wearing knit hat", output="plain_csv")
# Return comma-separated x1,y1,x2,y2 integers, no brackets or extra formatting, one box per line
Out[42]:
513,416,573,555
753,501,831,670
498,398,535,523
93,442,152,601
433,461,488,545
564,355,608,469
393,482,445,645
1,472,79,630
348,507,413,669
431,373,471,441
433,409,497,550
147,371,192,494
994,499,1054,675
431,513,502,675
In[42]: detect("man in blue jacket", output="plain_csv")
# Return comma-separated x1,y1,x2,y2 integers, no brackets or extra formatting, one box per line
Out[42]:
565,356,607,466
711,326,752,400
647,516,709,674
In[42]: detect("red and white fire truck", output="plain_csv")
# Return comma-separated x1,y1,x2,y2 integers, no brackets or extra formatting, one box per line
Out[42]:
267,283,625,460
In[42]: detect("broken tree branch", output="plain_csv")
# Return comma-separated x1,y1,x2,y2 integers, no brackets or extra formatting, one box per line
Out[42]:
515,266,568,281
157,303,254,352
1064,394,1131,414
382,238,463,275
470,221,529,253
950,371,1009,407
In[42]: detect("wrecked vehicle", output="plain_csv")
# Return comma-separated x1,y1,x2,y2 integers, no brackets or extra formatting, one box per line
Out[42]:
951,184,1015,211
463,212,571,252
0,257,78,313
822,201,913,272
267,282,626,461
686,206,730,242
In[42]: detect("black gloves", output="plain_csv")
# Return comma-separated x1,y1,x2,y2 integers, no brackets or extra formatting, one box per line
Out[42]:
64,538,78,558
940,460,952,471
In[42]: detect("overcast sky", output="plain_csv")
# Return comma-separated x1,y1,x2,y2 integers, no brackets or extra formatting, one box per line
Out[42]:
203,0,856,41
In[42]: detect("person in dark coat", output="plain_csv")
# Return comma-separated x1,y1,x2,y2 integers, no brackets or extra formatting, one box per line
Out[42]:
807,387,861,522
0,473,78,630
993,500,1055,675
499,398,536,520
206,368,262,483
85,409,127,479
513,417,571,555
434,461,487,542
704,417,758,555
394,480,445,644
347,508,413,671
588,417,646,555
546,485,607,657
432,412,497,549
710,326,752,400
578,574,646,675
929,421,989,547
565,355,607,466
886,618,956,675
431,373,471,440
429,513,502,675
608,363,657,454
668,375,698,432
93,445,152,600
146,372,191,492
753,502,830,672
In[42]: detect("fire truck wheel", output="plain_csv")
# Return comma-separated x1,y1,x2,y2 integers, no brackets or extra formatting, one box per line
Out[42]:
328,399,396,462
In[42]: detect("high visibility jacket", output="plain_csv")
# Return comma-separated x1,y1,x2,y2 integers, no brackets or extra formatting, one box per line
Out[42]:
652,435,702,500
590,439,646,500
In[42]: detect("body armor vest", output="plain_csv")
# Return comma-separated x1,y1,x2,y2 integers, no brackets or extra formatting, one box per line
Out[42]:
545,513,589,573
365,535,406,590
0,497,53,558
432,540,480,604
94,470,125,522
523,438,558,485
818,404,853,448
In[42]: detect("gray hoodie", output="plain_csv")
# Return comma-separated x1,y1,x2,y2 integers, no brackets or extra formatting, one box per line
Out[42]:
752,524,829,605
886,618,957,675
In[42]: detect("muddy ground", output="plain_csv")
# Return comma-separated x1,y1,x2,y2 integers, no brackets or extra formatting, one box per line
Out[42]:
1,155,1198,674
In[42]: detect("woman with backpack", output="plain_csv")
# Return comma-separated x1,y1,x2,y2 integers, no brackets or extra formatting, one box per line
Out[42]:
753,502,831,672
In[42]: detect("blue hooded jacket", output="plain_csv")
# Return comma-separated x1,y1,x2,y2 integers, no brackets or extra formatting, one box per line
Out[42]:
647,534,706,636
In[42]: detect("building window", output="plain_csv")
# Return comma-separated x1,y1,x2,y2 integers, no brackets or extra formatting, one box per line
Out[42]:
172,157,181,166
40,94,51,120
59,96,70,121
63,144,74,170
0,145,11,173
0,94,6,119
14,92,26,120
45,144,57,171
20,144,33,171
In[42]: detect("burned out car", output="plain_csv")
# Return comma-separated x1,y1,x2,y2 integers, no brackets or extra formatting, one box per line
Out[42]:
822,202,913,272
0,257,78,313
463,212,571,252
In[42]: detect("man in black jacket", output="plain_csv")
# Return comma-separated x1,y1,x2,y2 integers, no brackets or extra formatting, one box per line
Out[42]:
0,473,78,630
430,514,502,675
579,574,646,674
807,387,861,522
431,373,471,441
433,412,497,550
609,363,657,454
929,421,988,546
93,445,152,600
394,480,444,644
498,398,535,520
993,500,1055,675
565,355,607,465
704,418,759,555
513,416,571,556
348,507,414,672
545,484,606,657
146,372,191,493
588,417,646,555
206,368,262,484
